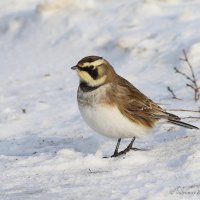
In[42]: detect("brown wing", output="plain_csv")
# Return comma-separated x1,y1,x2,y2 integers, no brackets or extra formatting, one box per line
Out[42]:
110,75,180,128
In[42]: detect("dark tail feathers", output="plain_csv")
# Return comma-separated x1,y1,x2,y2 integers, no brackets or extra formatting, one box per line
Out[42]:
166,112,181,121
168,119,199,130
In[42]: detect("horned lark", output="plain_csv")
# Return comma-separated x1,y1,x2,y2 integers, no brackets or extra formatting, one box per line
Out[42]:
71,56,199,157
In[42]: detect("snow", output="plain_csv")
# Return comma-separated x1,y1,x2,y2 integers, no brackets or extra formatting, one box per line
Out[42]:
0,0,200,199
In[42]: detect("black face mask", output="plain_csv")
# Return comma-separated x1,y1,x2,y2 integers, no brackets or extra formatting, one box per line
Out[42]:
78,65,98,80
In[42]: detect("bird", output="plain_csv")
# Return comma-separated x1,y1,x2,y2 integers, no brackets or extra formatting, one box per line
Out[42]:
71,56,199,157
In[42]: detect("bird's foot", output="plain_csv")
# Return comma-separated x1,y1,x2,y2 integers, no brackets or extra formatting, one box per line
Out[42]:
111,150,127,157
111,146,145,157
130,147,149,151
103,149,129,158
103,147,146,158
103,137,148,158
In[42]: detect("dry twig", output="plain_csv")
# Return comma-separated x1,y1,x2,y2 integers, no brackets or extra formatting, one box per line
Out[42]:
181,116,200,120
167,86,181,100
167,108,200,120
174,49,200,101
167,108,200,113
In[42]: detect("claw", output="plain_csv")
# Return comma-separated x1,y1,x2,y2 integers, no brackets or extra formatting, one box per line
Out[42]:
130,147,148,151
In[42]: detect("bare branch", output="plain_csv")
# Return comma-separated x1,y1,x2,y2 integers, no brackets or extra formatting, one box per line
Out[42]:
181,116,200,120
175,49,200,101
182,49,198,87
167,86,181,100
186,84,195,90
174,67,194,83
167,108,200,113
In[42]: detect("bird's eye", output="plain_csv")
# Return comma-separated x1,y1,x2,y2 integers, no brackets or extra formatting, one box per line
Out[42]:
89,65,94,70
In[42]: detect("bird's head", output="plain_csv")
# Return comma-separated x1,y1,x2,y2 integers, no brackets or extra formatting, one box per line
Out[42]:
71,56,115,87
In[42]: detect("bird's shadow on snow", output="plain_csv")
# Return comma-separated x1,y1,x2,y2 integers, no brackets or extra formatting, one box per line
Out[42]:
0,132,106,157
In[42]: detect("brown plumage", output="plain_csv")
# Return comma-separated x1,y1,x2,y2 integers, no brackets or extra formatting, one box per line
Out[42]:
85,59,179,128
106,74,180,128
72,55,199,157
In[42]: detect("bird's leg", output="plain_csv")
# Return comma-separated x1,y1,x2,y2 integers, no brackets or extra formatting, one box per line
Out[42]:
111,137,147,157
111,138,135,157
114,138,121,155
129,137,147,151
111,138,121,157
120,137,136,153
109,137,147,158
124,137,146,151
103,138,121,158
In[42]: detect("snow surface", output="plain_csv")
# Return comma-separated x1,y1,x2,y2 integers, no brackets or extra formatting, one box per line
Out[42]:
0,0,200,199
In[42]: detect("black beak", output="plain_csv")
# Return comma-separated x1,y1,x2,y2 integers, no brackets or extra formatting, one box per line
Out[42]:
71,65,78,70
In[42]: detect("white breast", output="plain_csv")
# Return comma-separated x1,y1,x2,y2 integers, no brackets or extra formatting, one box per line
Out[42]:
79,104,150,138
78,85,150,138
